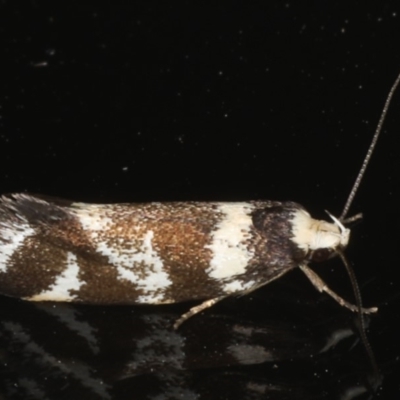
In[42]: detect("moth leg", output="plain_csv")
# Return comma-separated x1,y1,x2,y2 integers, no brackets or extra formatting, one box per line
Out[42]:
299,264,378,314
173,296,225,330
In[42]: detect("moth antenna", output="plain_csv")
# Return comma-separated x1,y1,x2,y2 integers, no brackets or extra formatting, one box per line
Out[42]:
336,249,380,380
340,71,400,220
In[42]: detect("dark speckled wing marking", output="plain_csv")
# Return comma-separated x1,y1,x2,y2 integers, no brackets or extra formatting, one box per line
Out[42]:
0,194,308,305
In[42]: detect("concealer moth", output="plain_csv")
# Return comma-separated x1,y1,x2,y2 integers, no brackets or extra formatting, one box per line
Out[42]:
0,73,399,338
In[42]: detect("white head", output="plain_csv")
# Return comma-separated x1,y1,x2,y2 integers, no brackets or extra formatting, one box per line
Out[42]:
290,208,350,261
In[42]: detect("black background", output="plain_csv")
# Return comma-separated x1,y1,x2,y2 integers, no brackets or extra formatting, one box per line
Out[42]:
1,2,399,399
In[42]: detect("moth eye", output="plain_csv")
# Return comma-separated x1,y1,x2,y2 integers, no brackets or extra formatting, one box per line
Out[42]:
310,248,335,262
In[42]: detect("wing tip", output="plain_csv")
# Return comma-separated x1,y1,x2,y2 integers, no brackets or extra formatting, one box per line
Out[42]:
0,193,72,226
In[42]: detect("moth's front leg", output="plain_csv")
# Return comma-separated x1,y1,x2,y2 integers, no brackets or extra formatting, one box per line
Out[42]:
299,264,377,314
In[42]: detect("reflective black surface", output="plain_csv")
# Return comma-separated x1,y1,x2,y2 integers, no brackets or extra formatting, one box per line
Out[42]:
0,279,385,399
1,2,399,398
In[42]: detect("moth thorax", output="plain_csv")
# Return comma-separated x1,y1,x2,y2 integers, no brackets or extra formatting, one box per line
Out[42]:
290,209,350,262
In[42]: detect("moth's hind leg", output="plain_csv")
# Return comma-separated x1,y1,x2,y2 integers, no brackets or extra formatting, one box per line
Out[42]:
299,264,377,314
173,296,225,329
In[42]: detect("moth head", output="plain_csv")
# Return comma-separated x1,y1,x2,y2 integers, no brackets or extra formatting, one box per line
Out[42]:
291,208,350,262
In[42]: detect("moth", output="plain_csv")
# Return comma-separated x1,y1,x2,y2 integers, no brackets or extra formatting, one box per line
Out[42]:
0,73,399,335
0,196,372,325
